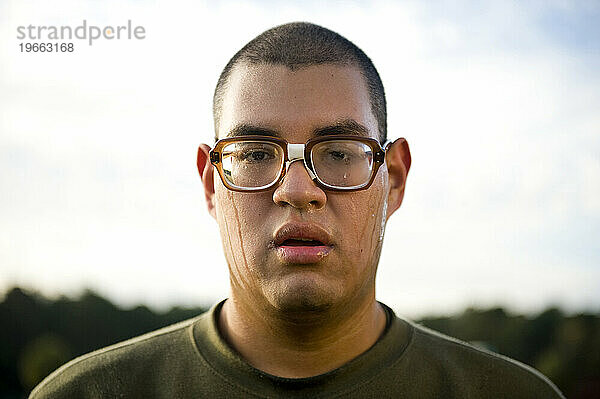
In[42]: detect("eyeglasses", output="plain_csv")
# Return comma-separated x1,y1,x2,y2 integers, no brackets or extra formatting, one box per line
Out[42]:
209,135,392,192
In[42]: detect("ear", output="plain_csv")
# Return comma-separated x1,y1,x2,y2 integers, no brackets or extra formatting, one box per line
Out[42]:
197,144,217,219
385,138,411,220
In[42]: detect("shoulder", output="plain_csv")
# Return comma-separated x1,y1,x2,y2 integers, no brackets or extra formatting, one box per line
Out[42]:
29,316,202,399
401,320,565,398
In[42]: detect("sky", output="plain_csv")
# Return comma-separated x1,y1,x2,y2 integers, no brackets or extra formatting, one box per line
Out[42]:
1,0,598,318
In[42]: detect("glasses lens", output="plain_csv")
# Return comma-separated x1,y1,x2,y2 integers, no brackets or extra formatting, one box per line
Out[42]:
221,141,284,189
311,140,374,188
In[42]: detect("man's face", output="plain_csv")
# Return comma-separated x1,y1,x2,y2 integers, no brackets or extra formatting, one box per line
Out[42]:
214,63,390,314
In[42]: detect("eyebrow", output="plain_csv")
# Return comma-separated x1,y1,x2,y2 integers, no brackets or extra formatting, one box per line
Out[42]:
313,119,370,137
223,119,371,140
225,124,280,138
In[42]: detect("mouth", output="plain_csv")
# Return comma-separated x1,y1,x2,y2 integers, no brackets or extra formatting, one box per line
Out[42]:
273,223,333,264
280,238,326,247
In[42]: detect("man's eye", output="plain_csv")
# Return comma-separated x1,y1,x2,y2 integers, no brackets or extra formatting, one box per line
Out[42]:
239,149,274,162
328,150,350,162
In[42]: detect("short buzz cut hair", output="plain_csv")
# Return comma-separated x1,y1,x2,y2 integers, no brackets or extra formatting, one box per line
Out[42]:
213,22,387,143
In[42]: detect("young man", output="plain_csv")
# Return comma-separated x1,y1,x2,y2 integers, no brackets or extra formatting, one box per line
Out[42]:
31,22,564,398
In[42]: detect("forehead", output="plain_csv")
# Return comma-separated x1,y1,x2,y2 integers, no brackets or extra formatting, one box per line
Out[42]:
217,63,378,141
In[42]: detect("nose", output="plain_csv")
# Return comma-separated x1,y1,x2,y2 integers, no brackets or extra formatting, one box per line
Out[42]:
273,160,327,210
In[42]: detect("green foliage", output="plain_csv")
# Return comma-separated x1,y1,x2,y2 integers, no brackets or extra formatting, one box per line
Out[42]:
0,287,207,398
18,334,71,391
419,306,600,398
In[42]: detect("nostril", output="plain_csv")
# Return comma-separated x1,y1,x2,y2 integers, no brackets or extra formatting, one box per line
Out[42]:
273,179,327,210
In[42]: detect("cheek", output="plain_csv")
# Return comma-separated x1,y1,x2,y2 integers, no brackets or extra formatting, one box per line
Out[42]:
215,186,272,278
335,177,388,268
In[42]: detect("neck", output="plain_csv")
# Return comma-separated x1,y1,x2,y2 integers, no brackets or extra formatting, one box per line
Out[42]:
218,292,387,378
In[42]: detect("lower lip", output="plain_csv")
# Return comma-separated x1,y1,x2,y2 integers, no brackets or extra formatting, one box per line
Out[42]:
276,245,333,264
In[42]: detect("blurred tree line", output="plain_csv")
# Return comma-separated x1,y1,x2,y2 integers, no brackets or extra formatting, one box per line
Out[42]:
2,287,599,398
1,287,207,398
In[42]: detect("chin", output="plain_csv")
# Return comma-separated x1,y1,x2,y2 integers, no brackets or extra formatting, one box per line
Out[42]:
265,275,339,315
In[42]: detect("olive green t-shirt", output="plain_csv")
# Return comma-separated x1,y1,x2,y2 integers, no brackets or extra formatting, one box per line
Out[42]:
30,300,564,398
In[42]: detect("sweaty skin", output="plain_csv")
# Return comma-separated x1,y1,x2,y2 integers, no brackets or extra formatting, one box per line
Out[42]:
197,63,410,378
